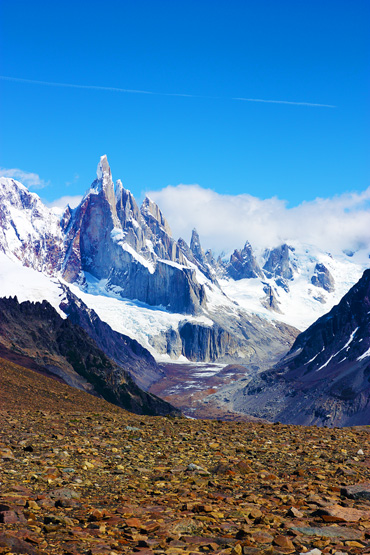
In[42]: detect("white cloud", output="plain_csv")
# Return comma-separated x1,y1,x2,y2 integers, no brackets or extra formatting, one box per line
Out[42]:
47,195,83,210
0,167,48,189
146,184,370,256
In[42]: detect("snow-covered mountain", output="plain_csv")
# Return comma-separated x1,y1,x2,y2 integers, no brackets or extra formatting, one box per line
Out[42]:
209,268,370,427
0,156,368,372
0,176,63,273
218,242,368,331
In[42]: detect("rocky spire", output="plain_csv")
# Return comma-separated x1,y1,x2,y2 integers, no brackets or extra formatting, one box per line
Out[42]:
190,228,206,265
263,244,294,281
115,180,141,225
141,197,172,236
90,155,118,225
226,241,263,280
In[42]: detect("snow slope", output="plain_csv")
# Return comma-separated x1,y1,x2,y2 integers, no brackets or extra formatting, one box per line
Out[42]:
0,253,67,318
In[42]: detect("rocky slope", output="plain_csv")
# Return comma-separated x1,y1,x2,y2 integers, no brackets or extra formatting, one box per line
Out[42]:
58,285,163,391
1,358,370,554
212,269,370,427
0,296,179,416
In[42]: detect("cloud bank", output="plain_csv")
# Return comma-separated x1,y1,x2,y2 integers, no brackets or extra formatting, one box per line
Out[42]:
146,184,370,256
0,167,48,189
47,195,83,210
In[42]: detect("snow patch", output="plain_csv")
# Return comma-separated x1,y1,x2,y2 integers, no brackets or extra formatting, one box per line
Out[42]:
357,347,370,361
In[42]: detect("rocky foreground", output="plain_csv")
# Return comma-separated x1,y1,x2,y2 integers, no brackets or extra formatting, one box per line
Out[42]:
1,357,370,555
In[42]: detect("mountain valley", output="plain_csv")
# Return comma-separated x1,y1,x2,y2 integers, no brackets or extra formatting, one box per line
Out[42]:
0,156,369,425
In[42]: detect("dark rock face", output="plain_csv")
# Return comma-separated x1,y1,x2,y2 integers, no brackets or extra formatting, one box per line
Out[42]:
59,285,163,391
234,269,370,426
179,322,242,362
263,244,294,281
177,310,298,366
0,296,180,416
311,262,335,292
226,242,263,280
108,261,207,315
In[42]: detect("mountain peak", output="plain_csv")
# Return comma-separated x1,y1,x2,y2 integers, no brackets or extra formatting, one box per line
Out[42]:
96,154,111,181
115,179,123,195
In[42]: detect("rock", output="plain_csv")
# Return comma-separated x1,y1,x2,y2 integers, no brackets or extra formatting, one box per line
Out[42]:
0,532,41,554
314,503,370,522
226,242,263,280
251,531,274,543
287,506,304,518
311,263,335,293
0,510,26,523
170,518,203,534
0,448,15,459
49,487,81,500
273,535,295,550
341,482,370,500
344,541,365,548
263,244,295,281
292,526,363,540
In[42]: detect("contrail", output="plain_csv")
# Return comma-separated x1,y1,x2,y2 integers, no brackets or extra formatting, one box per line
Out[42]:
233,97,336,108
0,75,336,108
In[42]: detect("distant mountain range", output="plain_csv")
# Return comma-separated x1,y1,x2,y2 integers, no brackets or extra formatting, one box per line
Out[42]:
0,155,369,424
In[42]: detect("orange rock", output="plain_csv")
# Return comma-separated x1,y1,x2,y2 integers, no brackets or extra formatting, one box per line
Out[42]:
316,504,370,523
125,517,142,528
273,534,295,550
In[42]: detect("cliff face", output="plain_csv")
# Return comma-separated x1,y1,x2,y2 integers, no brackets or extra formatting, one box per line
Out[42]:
179,322,246,362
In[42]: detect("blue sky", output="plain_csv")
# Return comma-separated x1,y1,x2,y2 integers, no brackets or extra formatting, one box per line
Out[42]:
0,0,369,212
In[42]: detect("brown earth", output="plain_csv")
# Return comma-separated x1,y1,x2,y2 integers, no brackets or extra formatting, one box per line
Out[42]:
1,355,370,554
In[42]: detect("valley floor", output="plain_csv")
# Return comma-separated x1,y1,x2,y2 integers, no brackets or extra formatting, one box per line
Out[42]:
149,362,259,421
1,357,370,554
